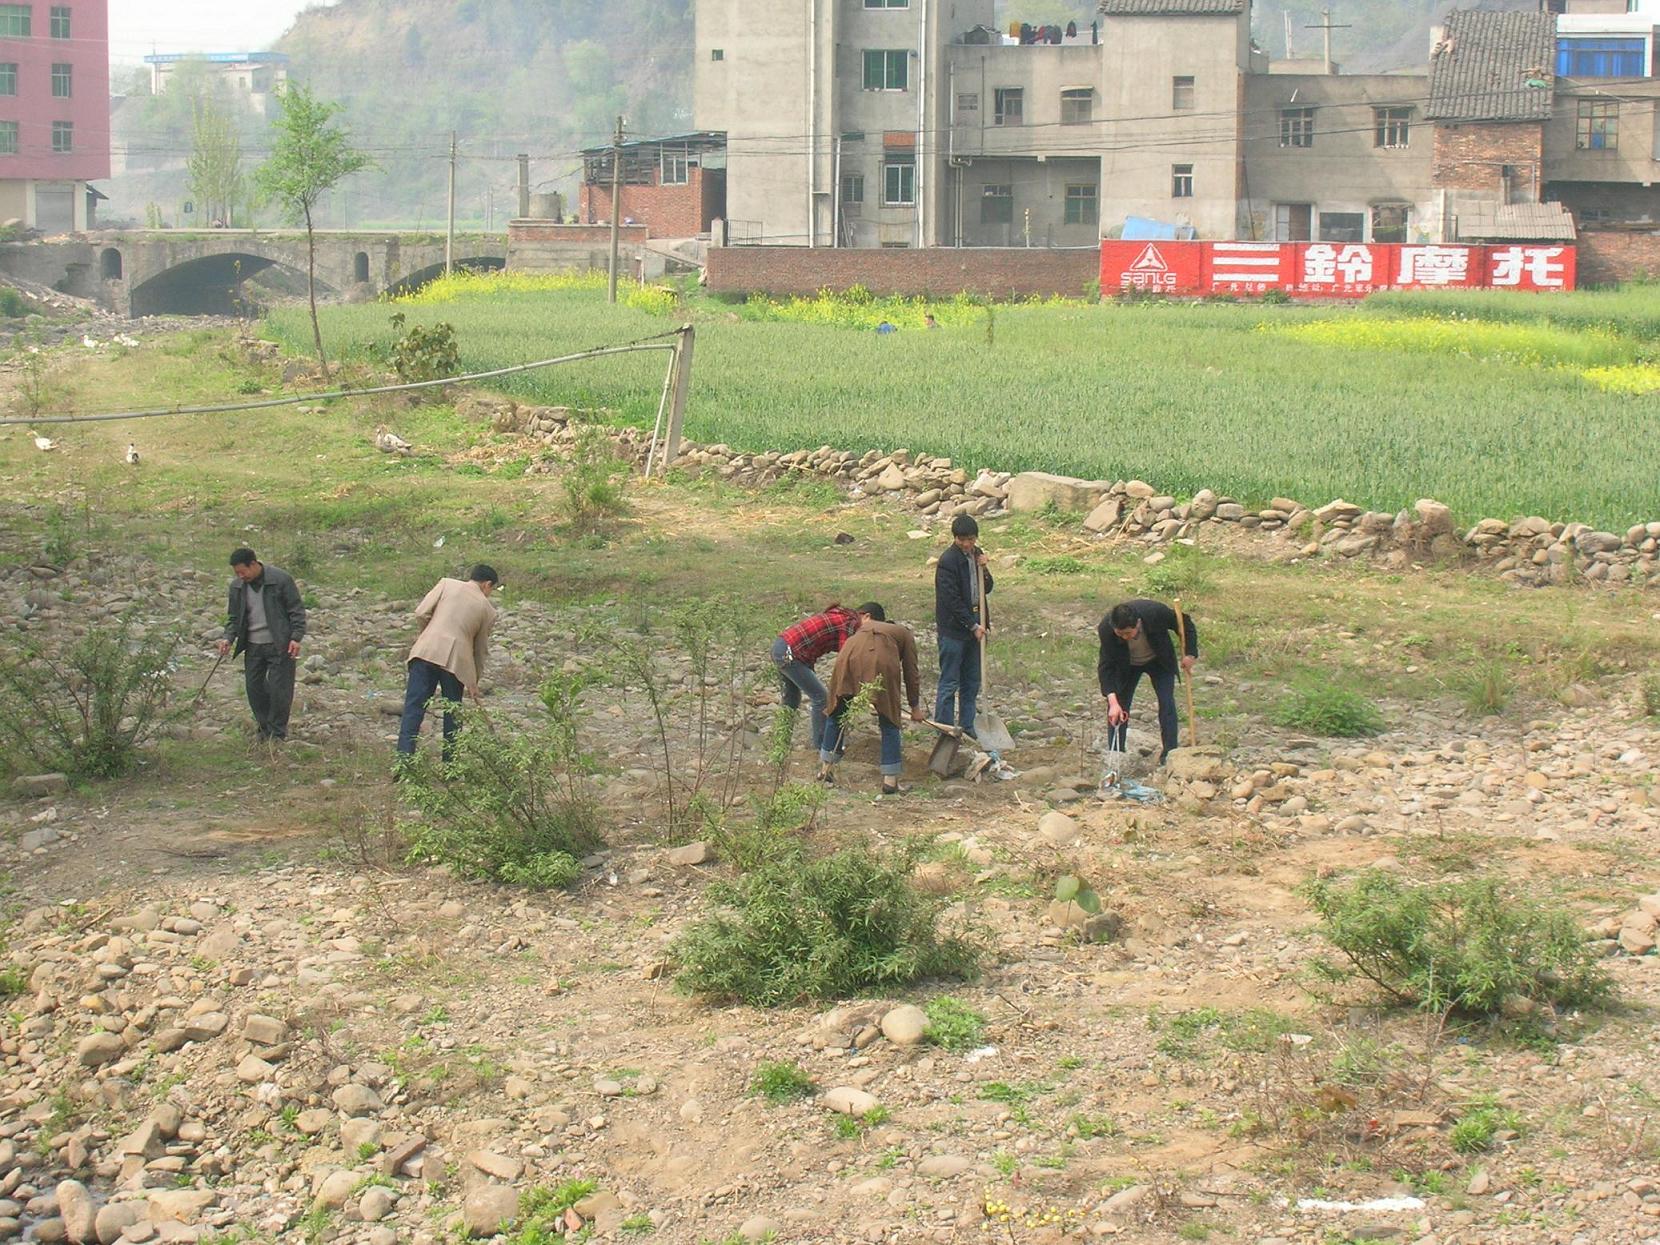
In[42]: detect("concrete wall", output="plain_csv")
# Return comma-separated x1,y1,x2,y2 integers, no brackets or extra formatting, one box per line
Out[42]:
1097,12,1250,239
706,244,1100,297
1432,121,1546,196
1546,83,1660,187
944,156,1102,248
1243,74,1435,243
1548,180,1660,225
506,221,659,277
0,0,110,183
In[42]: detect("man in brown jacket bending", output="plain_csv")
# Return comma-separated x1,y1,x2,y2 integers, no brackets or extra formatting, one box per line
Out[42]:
818,603,926,796
396,564,499,762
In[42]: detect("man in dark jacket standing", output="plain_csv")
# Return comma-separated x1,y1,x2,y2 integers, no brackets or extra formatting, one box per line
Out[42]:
218,547,307,743
1096,598,1198,763
934,514,993,738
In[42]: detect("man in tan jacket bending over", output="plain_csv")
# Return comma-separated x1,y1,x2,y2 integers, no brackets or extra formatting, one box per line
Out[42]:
396,564,499,762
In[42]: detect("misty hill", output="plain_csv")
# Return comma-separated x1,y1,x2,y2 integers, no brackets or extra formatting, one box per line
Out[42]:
105,0,1535,230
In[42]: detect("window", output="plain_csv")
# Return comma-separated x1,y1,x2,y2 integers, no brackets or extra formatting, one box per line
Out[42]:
1577,99,1619,150
863,49,908,92
710,49,724,61
1374,107,1411,149
840,173,864,204
1171,163,1193,198
981,183,1012,224
0,120,15,155
1278,106,1314,148
51,62,69,98
1318,211,1364,243
0,4,29,36
883,156,915,205
864,0,909,7
993,87,1023,126
1371,203,1409,244
1556,37,1645,78
660,148,689,184
51,120,71,153
1064,183,1098,226
842,131,866,143
49,3,67,38
0,63,15,96
1275,203,1313,241
1172,75,1195,111
1060,88,1093,125
956,92,979,113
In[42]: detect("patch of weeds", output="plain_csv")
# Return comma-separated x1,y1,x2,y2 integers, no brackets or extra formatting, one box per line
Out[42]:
1070,1113,1119,1140
1274,682,1384,737
0,966,29,998
1026,554,1090,576
832,1106,890,1140
1461,658,1514,717
1151,1007,1297,1060
1450,1101,1525,1154
510,1180,597,1243
620,1214,654,1235
750,1060,815,1106
1302,870,1615,1016
923,996,985,1051
1394,1168,1451,1197
1642,674,1660,719
992,1151,1018,1176
1177,1222,1215,1242
297,1206,332,1245
673,840,979,1006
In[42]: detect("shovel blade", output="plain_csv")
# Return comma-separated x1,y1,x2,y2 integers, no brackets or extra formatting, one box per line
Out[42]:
974,707,1015,754
927,730,962,778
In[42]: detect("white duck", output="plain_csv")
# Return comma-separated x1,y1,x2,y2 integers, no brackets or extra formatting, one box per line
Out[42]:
374,426,413,456
31,431,57,451
125,443,140,465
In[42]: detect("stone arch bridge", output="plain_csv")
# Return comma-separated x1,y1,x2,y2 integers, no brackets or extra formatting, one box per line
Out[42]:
0,230,507,316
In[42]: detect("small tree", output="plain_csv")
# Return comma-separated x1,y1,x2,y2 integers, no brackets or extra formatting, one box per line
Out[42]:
254,86,371,376
187,98,245,227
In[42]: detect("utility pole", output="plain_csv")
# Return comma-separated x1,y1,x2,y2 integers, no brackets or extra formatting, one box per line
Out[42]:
1305,9,1351,75
608,115,624,304
517,152,530,220
445,131,457,275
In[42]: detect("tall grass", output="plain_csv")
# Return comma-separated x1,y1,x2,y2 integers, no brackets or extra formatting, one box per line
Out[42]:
272,287,1660,530
1365,286,1660,338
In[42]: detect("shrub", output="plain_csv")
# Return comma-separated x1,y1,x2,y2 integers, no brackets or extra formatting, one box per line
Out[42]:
1462,658,1513,717
510,1180,597,1244
750,1060,815,1105
0,286,27,317
672,841,980,1006
0,613,181,779
923,996,986,1051
1274,683,1384,737
1301,870,1614,1017
1642,674,1660,719
559,423,628,529
1449,1102,1523,1154
387,312,461,384
397,676,602,890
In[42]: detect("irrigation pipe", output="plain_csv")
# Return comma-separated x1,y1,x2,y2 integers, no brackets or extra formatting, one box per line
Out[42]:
0,327,687,428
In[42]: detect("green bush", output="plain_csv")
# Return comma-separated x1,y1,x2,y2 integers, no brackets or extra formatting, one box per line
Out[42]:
0,286,27,317
750,1060,815,1105
1449,1102,1524,1154
387,312,460,383
397,676,602,890
923,996,986,1051
672,842,980,1006
0,612,181,779
560,424,628,529
1301,870,1613,1017
1642,674,1660,719
1274,683,1384,737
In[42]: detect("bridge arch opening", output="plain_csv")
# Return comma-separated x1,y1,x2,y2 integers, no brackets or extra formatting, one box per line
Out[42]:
129,253,337,318
385,255,505,299
353,251,370,283
100,248,123,281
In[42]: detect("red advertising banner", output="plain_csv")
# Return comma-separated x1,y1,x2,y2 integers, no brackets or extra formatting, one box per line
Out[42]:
1100,240,1576,298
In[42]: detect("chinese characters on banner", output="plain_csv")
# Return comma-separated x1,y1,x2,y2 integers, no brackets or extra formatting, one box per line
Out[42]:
1100,241,1575,298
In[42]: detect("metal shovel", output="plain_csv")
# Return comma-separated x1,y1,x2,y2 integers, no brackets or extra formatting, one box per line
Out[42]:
973,561,1016,754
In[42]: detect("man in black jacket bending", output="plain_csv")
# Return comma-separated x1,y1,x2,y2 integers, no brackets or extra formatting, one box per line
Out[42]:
934,514,993,738
1096,598,1198,763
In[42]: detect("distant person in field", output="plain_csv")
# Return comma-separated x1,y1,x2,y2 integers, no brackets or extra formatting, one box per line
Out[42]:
875,320,897,335
818,604,925,795
219,548,307,745
396,564,500,764
924,313,939,330
1096,599,1198,764
772,603,876,752
934,514,992,738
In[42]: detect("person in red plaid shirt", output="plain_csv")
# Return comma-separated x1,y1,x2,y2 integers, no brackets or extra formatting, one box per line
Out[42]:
773,602,881,752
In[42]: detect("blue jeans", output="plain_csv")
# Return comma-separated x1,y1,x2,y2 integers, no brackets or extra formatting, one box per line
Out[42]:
398,658,465,759
820,700,904,777
933,631,982,737
772,636,829,750
1107,664,1180,760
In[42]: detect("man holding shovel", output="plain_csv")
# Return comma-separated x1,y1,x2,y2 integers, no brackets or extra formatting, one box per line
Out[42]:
1096,599,1198,765
933,515,993,739
396,564,499,764
218,548,307,744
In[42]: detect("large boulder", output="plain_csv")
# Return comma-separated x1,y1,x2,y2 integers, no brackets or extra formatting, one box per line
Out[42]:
1005,472,1109,515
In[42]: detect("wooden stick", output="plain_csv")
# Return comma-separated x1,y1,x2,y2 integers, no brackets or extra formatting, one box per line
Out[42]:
1174,599,1198,747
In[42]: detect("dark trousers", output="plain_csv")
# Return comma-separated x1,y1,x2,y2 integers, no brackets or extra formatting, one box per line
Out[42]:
243,643,296,741
1108,664,1180,759
934,631,982,737
398,658,464,758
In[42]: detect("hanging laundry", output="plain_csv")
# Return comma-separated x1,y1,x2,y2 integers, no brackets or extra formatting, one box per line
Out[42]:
1066,20,1078,38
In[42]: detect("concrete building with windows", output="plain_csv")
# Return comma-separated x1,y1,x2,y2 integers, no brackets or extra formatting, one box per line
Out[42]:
0,0,109,232
143,53,291,120
694,0,1660,250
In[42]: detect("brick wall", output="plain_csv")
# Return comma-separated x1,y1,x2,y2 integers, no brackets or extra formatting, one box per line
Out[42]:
508,222,649,245
1577,229,1660,285
706,247,1103,298
579,167,717,239
1432,121,1545,192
